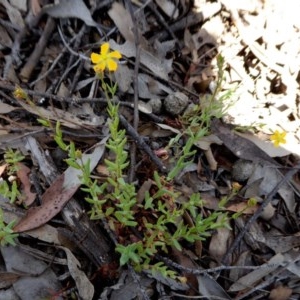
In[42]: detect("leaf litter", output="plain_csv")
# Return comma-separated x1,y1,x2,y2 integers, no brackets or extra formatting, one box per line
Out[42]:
0,0,300,299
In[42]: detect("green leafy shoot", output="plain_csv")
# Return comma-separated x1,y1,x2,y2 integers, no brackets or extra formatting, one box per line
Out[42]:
0,208,18,246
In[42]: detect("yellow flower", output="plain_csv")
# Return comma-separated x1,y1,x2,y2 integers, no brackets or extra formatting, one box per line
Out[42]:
91,42,122,73
13,87,27,100
270,130,287,147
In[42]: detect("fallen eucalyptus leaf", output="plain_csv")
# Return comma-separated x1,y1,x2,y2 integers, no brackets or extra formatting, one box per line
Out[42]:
14,139,107,232
42,0,97,27
109,40,173,80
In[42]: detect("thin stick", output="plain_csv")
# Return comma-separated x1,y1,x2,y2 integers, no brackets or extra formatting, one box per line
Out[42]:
126,0,141,182
119,114,167,173
20,17,56,80
157,254,285,276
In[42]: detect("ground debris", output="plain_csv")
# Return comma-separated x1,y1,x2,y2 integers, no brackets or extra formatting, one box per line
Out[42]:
0,0,300,299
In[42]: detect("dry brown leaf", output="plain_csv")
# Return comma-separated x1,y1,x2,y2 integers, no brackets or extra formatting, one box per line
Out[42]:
0,163,7,177
16,98,99,129
109,39,173,80
13,172,77,232
16,162,36,206
229,251,252,283
269,285,292,300
108,2,134,41
229,253,284,292
155,0,178,19
194,134,223,151
0,24,12,49
209,222,231,262
59,246,94,300
30,0,41,15
196,274,231,299
10,0,27,11
137,101,152,114
0,271,22,288
108,2,148,46
1,245,62,299
226,202,258,214
0,0,24,28
156,123,181,135
246,164,295,212
0,102,18,114
254,228,300,253
14,139,107,232
235,131,291,157
170,247,198,292
42,0,97,27
138,123,179,138
136,179,152,204
96,164,109,177
211,119,278,166
25,224,60,245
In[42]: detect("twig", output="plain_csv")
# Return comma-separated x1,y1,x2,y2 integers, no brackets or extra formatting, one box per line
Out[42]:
55,24,88,94
69,59,85,96
29,34,79,87
126,0,141,182
125,58,199,98
156,254,284,276
0,78,98,102
222,162,300,265
20,17,56,81
5,11,41,79
0,18,21,32
119,114,167,173
151,3,221,42
0,79,165,122
146,1,180,46
126,0,141,132
57,25,89,61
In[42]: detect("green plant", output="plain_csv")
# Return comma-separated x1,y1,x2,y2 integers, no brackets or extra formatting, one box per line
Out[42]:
0,149,24,203
52,46,232,279
0,207,18,246
181,55,233,128
0,180,20,204
115,172,230,274
4,149,25,174
166,55,234,181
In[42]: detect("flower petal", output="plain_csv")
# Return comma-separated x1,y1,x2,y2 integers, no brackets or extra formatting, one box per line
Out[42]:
108,50,122,59
107,59,118,71
91,52,102,63
270,130,287,147
94,61,106,72
100,43,110,56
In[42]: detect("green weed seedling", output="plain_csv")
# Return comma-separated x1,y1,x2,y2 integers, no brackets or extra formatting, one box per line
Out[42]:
0,149,24,203
0,207,18,246
0,149,23,245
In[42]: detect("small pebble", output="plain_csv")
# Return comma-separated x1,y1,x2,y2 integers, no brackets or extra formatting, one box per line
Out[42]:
164,92,189,116
150,141,160,150
148,98,162,114
232,159,254,182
